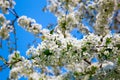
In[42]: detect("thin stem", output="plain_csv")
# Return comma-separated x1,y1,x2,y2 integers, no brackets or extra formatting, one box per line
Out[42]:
0,38,2,48
6,38,12,54
12,17,18,51
8,8,19,18
8,8,19,51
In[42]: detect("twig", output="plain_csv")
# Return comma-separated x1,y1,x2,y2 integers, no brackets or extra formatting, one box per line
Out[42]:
7,8,19,18
8,9,19,51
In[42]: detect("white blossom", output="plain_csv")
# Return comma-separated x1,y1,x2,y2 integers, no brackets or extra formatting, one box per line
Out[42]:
0,0,15,13
18,16,44,34
101,61,115,71
0,14,6,26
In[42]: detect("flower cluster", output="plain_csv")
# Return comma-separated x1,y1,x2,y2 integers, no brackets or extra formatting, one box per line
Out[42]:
0,0,15,14
0,14,13,39
47,0,91,33
94,0,115,35
18,16,43,34
47,0,81,17
47,0,119,35
9,32,120,79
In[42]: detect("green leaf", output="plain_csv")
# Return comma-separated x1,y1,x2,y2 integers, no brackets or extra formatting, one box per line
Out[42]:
67,43,72,50
50,29,54,34
43,49,52,56
118,57,120,64
12,57,16,60
105,48,112,53
118,4,120,8
116,44,120,49
86,42,91,45
72,50,77,56
106,38,111,45
60,21,66,30
74,71,80,76
39,78,43,80
86,66,97,75
81,47,87,53
15,53,20,58
9,64,12,69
